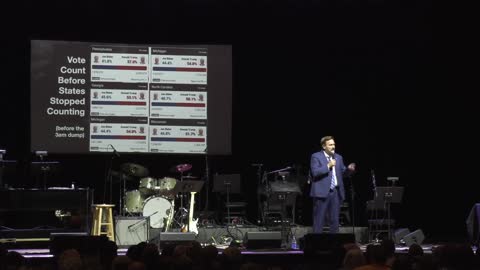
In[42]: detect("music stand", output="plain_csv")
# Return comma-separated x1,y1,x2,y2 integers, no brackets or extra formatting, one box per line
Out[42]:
213,174,241,225
172,180,204,195
269,181,301,247
213,174,241,193
0,160,16,189
373,186,404,240
269,181,301,220
30,161,60,190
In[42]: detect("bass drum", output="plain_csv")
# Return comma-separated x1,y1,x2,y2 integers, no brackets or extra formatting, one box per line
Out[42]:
142,196,172,229
124,190,144,213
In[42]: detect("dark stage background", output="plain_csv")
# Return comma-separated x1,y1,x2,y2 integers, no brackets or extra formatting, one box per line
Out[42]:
1,0,475,243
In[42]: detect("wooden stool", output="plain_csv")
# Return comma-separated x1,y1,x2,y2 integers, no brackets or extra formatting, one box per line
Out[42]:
91,204,115,241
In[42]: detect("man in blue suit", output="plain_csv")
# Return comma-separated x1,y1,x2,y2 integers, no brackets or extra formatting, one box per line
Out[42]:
310,136,356,233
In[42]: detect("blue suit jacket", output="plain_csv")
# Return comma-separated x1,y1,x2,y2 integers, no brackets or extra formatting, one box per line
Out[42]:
309,150,346,200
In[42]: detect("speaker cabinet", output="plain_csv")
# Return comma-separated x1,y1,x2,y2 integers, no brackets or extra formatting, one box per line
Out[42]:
243,231,282,249
301,233,356,256
115,216,149,247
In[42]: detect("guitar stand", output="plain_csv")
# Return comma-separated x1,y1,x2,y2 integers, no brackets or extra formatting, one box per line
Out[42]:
173,207,189,228
170,180,204,232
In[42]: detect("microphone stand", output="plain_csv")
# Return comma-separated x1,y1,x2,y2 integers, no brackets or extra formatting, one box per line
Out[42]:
370,169,380,243
119,172,126,216
104,145,119,205
109,156,114,204
349,174,356,240
252,164,264,225
225,181,231,226
266,166,292,175
203,148,210,213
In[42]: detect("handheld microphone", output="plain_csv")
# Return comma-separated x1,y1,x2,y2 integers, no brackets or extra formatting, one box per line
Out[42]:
329,154,335,170
109,144,120,157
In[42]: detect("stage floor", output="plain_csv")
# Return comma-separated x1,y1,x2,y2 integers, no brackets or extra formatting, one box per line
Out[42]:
1,225,369,248
4,228,475,270
3,225,472,261
8,244,440,259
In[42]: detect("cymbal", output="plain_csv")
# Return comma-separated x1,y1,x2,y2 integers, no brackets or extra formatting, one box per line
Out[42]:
110,170,135,182
175,163,192,173
120,163,149,178
182,175,198,179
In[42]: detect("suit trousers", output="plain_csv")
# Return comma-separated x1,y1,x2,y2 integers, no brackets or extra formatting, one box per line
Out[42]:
312,188,341,233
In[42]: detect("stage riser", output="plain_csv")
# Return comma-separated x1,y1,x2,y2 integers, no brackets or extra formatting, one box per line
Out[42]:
195,226,368,245
1,226,369,249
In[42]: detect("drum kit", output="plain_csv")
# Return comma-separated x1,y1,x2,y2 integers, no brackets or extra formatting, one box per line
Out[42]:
118,162,200,231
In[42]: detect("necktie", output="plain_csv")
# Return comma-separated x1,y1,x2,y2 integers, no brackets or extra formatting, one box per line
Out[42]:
329,157,336,190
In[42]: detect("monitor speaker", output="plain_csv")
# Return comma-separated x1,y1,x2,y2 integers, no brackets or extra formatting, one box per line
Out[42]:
393,228,410,245
159,232,196,248
403,229,425,247
243,231,282,249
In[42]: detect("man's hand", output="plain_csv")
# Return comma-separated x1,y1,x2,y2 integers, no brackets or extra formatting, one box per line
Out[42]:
328,159,336,168
347,163,356,172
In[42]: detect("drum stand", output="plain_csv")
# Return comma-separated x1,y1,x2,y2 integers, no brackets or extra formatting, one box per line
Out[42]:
179,172,186,211
172,208,188,228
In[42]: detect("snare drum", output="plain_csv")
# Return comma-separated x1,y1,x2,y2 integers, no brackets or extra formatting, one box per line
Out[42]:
124,190,144,213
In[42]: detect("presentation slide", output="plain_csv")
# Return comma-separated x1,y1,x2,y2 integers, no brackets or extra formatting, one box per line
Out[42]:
31,40,232,155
